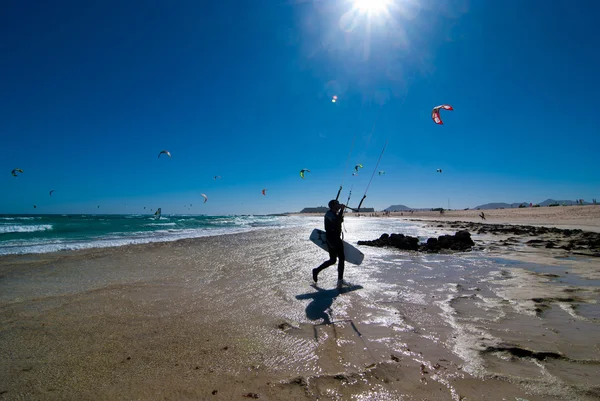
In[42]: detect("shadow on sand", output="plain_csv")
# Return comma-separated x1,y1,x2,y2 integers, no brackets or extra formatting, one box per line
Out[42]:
295,284,363,340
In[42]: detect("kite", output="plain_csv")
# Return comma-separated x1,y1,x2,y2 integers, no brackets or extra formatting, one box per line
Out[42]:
436,169,442,173
431,105,453,125
49,190,55,196
378,171,385,175
158,150,172,159
11,168,23,177
332,95,338,103
201,193,208,203
354,164,363,173
300,169,311,179
214,175,222,180
262,189,267,196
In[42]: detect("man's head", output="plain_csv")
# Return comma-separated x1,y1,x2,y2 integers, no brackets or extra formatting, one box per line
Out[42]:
328,199,340,210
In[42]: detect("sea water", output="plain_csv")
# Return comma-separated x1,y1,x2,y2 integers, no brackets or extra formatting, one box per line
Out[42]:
0,214,307,255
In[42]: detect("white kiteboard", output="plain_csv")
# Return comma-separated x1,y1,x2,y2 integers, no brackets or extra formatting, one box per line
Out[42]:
309,228,364,266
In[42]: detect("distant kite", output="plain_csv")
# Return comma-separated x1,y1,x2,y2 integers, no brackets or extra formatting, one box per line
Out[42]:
431,105,453,125
262,189,267,196
201,193,208,203
354,164,363,173
214,175,222,180
436,169,442,173
300,169,311,179
378,171,385,176
158,150,171,159
332,95,338,103
11,168,23,177
49,190,55,196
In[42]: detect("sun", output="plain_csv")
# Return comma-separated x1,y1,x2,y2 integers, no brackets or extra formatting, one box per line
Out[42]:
353,0,392,14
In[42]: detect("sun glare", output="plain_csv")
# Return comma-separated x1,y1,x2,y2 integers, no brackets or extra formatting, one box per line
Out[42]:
353,0,391,14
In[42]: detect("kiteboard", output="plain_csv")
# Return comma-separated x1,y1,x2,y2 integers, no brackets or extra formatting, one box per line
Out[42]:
309,229,364,266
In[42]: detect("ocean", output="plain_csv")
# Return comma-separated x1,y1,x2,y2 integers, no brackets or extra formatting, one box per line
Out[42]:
0,213,445,256
0,214,310,255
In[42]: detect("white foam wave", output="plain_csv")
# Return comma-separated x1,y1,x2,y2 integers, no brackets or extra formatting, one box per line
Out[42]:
0,222,297,256
0,215,313,256
0,224,53,234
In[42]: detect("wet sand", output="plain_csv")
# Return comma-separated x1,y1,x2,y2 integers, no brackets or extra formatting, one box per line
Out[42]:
1,218,599,400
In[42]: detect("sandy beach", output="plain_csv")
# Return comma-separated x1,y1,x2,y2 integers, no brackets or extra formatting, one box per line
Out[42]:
375,205,600,233
1,208,599,400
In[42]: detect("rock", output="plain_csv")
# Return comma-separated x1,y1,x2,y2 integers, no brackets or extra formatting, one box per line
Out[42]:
359,230,474,253
358,233,419,251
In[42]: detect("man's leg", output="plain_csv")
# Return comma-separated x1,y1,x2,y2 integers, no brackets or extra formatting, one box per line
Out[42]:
313,249,337,282
333,239,346,281
337,252,345,281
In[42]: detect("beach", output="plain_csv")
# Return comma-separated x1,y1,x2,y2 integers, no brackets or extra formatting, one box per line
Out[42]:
1,208,599,400
378,205,600,233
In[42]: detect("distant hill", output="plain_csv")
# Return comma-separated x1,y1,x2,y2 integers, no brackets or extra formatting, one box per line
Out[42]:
384,204,411,211
538,199,591,206
382,199,597,212
300,206,375,213
384,205,432,212
474,202,528,210
474,199,594,209
300,207,328,213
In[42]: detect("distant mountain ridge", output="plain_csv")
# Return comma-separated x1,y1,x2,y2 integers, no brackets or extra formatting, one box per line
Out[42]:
474,202,527,210
383,199,595,211
384,205,431,212
299,207,328,213
475,199,593,209
300,206,375,213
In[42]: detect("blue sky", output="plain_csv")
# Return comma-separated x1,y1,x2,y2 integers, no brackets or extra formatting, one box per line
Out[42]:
1,0,598,215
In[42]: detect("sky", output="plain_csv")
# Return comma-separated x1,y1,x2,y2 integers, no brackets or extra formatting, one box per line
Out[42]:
1,0,598,215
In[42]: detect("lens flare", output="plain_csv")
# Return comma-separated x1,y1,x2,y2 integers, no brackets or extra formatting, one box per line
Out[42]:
353,0,391,14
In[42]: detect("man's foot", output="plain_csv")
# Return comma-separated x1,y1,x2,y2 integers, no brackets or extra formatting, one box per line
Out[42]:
312,268,319,283
336,279,347,288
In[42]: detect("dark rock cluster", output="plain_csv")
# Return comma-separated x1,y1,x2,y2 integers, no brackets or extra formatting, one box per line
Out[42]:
357,221,600,256
357,230,475,253
428,221,600,257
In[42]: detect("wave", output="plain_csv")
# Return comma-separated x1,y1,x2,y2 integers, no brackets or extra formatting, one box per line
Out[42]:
0,215,310,255
0,224,284,255
0,224,53,234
